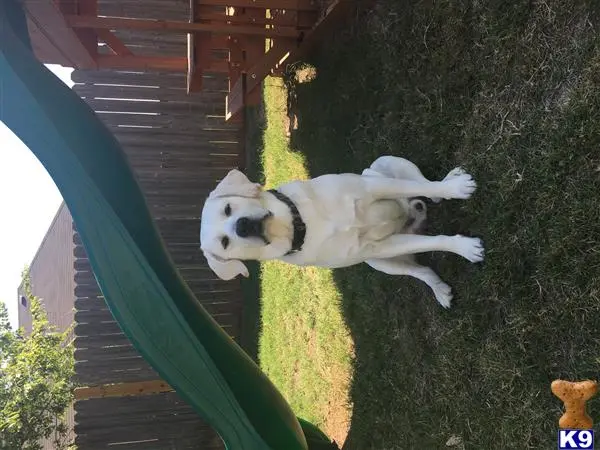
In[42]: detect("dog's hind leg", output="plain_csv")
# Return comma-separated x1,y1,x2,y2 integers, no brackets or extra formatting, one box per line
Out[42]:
364,156,474,203
368,156,431,181
368,233,484,263
363,173,477,202
366,256,453,308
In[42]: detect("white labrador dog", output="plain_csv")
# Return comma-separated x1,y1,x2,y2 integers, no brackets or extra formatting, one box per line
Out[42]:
200,156,484,308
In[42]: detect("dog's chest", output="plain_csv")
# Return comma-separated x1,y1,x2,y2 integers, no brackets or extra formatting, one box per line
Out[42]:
283,184,410,266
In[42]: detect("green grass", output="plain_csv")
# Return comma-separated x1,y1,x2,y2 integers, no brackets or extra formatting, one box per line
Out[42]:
253,78,353,442
270,0,600,448
248,0,600,448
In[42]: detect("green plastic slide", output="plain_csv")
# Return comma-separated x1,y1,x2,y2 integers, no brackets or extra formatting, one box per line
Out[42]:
0,1,338,449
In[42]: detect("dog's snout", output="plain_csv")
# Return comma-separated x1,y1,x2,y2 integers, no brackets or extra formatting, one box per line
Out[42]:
235,217,263,238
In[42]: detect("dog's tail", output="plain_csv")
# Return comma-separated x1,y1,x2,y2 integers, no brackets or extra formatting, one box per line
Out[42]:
404,199,427,234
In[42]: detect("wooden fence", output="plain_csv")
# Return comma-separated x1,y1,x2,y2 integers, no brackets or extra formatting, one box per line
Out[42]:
71,1,247,446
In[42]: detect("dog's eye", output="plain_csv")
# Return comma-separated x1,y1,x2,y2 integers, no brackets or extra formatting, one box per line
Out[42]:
224,204,232,216
221,236,230,249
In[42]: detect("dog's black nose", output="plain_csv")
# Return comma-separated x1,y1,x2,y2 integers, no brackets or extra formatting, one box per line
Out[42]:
236,217,263,238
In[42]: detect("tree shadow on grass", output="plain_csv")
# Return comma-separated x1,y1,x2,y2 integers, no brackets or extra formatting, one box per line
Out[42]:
287,0,600,448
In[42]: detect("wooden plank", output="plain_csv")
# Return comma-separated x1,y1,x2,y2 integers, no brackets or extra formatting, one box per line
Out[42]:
97,1,189,21
119,152,240,167
83,92,225,110
113,127,241,143
96,54,230,73
199,0,318,10
105,34,187,58
74,285,102,298
73,290,240,311
101,31,228,51
174,286,242,301
187,32,204,92
71,69,189,85
74,84,230,102
82,88,225,103
73,270,100,285
74,410,207,434
74,82,228,100
75,380,173,400
240,8,267,106
75,297,108,311
85,158,237,174
75,321,124,336
131,170,231,181
74,324,236,350
107,29,230,51
95,111,224,128
75,334,133,350
187,0,206,93
130,179,230,193
72,0,100,57
74,391,194,417
76,355,150,371
76,421,215,445
198,12,296,26
75,304,242,334
74,365,160,385
226,39,292,120
26,16,73,66
74,308,115,323
225,73,245,120
75,345,141,363
114,135,240,149
241,39,293,97
75,438,223,450
96,29,133,56
65,15,301,38
96,54,191,72
76,436,223,450
96,113,232,130
122,162,237,176
22,0,97,68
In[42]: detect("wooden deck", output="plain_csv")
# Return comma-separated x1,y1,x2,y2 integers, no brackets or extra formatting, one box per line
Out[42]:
22,0,370,120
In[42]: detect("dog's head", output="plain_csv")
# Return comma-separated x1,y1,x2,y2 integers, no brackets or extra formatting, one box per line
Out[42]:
200,169,288,280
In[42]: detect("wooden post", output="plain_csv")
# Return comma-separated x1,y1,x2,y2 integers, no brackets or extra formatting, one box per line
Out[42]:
96,29,133,56
22,0,97,68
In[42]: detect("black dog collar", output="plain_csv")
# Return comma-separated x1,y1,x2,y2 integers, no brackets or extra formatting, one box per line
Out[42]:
267,189,306,255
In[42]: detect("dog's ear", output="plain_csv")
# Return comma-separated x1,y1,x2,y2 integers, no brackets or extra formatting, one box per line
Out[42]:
202,250,249,280
209,169,261,199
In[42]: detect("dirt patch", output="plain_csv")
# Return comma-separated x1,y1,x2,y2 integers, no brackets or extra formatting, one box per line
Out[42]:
321,362,353,447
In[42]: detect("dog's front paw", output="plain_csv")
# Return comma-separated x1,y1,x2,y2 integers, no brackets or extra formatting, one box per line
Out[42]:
442,168,477,200
444,166,468,180
432,167,469,203
432,281,453,309
452,235,485,263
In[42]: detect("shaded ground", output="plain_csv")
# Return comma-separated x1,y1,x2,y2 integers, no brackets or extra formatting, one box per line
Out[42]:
251,0,600,448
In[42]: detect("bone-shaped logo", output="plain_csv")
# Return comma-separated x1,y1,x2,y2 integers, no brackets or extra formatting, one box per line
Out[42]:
551,379,598,429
